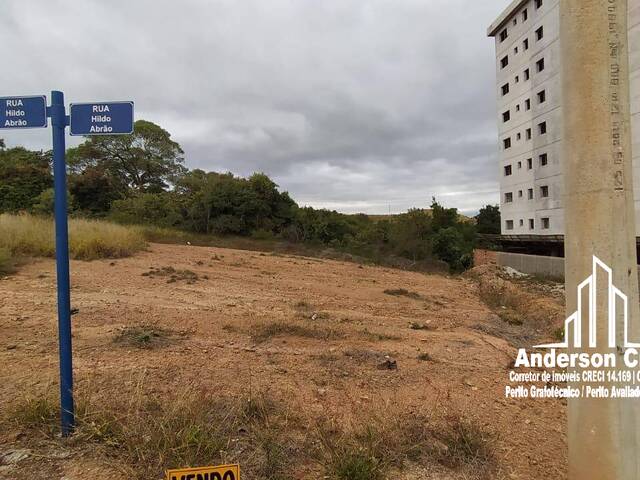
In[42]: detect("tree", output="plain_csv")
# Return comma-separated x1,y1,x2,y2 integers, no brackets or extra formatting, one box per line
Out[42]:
432,227,473,272
389,209,433,261
69,167,124,215
110,192,182,227
431,197,459,231
0,147,52,213
475,204,501,234
0,138,5,150
68,120,186,193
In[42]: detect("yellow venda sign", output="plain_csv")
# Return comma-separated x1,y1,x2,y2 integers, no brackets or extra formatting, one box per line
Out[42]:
166,464,240,480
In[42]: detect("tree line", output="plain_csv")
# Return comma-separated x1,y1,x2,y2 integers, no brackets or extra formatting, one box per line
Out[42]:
0,121,500,271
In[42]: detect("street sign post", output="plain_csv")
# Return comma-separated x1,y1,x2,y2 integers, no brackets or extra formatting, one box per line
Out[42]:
0,95,47,129
1,90,134,436
49,91,74,437
70,101,134,136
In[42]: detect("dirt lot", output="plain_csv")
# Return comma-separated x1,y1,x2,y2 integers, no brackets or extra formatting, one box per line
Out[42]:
0,243,567,479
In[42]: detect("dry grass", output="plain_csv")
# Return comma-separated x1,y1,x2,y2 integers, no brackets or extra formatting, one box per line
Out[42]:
383,288,422,300
475,267,564,335
436,414,496,472
10,394,59,436
250,321,344,344
0,213,146,261
113,324,176,349
7,386,296,480
6,386,497,479
417,352,435,362
316,408,435,480
142,266,199,284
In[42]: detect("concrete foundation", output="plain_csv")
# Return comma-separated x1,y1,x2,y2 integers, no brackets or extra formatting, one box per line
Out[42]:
497,251,564,278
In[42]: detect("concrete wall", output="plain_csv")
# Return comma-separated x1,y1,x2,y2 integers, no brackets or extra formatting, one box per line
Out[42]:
497,251,565,277
490,0,640,236
496,253,640,290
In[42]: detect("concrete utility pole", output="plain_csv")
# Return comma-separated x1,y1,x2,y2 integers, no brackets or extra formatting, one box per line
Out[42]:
561,0,640,478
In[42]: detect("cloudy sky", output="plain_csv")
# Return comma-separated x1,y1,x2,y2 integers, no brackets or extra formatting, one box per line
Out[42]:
1,0,508,215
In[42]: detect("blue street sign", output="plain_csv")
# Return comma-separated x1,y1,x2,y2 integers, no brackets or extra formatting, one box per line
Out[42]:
0,95,47,129
69,101,134,136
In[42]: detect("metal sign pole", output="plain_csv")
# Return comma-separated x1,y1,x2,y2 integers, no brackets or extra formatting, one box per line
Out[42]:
48,90,75,436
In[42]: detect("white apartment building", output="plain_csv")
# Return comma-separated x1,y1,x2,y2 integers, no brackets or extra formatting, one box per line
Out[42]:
488,0,640,236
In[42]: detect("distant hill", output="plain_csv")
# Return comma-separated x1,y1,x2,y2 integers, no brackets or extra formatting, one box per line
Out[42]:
353,209,475,224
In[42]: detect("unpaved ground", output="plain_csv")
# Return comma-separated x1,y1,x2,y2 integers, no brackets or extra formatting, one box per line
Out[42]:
0,243,567,479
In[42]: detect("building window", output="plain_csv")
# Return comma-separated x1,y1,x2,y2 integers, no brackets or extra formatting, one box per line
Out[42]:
505,192,513,203
506,220,514,230
539,153,548,166
504,137,512,149
527,158,533,169
535,0,543,9
504,165,513,176
502,83,510,96
514,46,519,55
537,89,546,103
518,190,523,198
536,58,545,72
501,55,509,69
500,29,508,42
535,26,544,41
526,128,532,140
529,219,535,229
540,185,549,197
541,217,550,229
525,99,531,110
517,161,522,169
515,75,520,83
524,38,529,50
516,104,520,112
519,219,524,226
522,8,528,21
517,132,522,141
538,121,547,134
528,188,534,199
502,110,511,123
513,18,517,26
524,68,530,81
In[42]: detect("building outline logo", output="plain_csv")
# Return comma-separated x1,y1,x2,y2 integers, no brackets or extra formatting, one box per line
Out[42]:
535,255,640,349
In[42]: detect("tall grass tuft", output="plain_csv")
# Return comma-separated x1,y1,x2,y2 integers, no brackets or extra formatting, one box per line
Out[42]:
0,246,15,275
0,213,146,260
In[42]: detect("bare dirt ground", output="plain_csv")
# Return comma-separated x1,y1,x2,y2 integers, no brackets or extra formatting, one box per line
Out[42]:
0,243,567,479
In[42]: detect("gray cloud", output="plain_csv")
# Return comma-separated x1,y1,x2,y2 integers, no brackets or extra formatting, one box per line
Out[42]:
0,0,507,214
